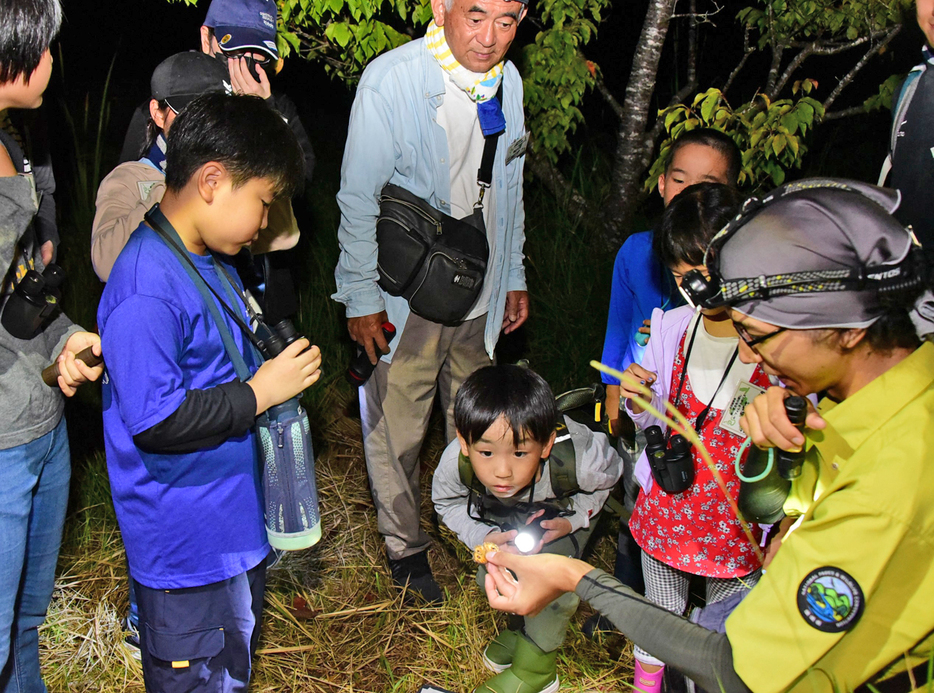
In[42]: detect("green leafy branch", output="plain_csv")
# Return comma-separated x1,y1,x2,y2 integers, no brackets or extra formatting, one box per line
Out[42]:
646,85,825,192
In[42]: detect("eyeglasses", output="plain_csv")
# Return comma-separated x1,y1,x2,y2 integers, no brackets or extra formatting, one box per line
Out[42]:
732,322,787,348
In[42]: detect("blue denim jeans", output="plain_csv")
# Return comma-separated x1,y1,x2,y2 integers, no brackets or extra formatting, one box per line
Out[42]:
0,417,70,693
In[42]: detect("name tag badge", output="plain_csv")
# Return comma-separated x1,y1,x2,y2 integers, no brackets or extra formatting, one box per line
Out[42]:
505,133,529,165
719,381,767,437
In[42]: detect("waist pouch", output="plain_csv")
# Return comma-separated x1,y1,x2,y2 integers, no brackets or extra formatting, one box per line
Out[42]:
376,183,489,325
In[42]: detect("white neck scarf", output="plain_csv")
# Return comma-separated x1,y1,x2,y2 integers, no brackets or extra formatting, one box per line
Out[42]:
425,20,504,103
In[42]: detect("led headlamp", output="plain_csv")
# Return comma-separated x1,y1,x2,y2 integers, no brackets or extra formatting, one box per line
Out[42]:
683,179,929,311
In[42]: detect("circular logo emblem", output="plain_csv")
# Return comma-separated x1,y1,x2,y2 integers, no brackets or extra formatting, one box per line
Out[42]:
220,34,232,46
797,566,864,633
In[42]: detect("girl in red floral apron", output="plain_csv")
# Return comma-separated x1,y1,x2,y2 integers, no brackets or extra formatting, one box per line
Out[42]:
618,183,769,689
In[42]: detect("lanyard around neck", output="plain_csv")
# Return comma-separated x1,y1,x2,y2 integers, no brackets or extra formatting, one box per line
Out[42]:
669,313,739,440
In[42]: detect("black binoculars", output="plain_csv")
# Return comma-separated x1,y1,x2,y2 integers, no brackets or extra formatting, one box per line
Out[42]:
738,395,809,523
1,264,64,340
255,317,304,360
644,425,694,494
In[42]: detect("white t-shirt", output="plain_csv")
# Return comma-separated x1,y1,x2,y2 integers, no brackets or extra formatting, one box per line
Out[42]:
682,311,757,410
436,69,496,320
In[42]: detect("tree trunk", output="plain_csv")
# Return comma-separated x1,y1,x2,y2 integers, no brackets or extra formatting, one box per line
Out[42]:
604,0,679,248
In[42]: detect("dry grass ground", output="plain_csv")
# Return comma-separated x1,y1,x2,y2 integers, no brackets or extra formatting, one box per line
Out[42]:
39,382,634,693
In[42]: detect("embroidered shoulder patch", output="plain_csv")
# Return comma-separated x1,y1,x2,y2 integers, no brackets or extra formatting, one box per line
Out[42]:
797,566,864,633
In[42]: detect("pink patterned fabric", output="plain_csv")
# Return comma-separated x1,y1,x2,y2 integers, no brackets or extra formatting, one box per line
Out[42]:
629,327,768,578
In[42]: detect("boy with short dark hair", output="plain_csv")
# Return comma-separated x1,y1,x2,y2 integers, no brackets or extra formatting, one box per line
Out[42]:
0,0,104,688
432,365,621,693
98,92,320,692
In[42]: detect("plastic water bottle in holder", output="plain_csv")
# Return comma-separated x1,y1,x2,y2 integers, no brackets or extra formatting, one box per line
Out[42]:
255,318,322,551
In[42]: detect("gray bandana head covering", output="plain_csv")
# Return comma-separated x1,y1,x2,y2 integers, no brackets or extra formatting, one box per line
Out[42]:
710,178,934,337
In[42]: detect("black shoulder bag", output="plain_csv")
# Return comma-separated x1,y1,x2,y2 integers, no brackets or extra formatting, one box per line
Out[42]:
375,116,501,325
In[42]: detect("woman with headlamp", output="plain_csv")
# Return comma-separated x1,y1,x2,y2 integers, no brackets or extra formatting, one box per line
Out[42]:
481,179,934,693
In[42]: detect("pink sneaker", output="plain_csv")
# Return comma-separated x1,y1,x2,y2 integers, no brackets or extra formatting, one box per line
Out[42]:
633,661,665,692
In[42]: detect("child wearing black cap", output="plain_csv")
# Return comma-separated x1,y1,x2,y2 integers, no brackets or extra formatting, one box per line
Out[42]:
92,52,229,281
118,0,315,190
92,51,299,283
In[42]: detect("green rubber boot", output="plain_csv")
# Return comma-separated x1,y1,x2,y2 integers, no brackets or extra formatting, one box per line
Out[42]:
475,634,559,693
482,629,519,673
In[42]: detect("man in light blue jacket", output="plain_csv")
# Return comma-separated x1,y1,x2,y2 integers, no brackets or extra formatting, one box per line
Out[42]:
333,0,530,603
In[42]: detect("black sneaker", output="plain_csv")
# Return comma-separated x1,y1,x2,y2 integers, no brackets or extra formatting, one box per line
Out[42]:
122,617,142,661
388,550,445,605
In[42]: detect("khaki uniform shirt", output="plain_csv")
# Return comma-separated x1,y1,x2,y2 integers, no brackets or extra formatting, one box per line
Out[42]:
92,161,299,282
726,342,934,692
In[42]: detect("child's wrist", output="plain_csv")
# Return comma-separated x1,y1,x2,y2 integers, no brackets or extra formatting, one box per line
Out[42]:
247,380,269,416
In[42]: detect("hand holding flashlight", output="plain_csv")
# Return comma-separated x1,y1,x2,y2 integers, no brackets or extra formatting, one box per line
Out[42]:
513,509,572,554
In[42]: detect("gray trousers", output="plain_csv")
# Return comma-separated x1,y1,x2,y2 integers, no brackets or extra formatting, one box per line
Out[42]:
360,312,492,560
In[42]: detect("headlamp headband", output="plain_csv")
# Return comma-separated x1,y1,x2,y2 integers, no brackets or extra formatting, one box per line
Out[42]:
682,179,926,311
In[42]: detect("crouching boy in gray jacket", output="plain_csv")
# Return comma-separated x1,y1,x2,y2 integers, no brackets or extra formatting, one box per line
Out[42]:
432,364,622,693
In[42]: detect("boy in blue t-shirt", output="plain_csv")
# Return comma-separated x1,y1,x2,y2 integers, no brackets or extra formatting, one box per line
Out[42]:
98,92,321,692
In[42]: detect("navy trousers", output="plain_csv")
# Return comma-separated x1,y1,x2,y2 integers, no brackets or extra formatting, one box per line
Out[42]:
135,559,265,693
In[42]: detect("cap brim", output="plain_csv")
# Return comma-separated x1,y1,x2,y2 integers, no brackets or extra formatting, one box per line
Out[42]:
164,95,199,113
215,26,279,59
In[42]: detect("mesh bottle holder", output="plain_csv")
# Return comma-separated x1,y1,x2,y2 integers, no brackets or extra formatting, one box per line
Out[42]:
257,400,322,551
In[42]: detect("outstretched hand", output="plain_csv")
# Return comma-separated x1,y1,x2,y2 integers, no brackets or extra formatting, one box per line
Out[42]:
483,550,592,617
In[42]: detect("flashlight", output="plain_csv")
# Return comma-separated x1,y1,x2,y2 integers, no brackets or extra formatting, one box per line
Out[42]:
513,507,561,554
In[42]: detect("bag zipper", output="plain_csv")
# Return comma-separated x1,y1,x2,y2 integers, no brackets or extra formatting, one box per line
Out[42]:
409,250,480,303
380,196,443,236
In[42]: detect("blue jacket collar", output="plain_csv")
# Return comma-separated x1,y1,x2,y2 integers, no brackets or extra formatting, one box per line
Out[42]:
421,39,446,99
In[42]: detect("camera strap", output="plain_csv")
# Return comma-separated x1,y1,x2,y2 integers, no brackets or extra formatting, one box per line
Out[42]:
669,315,739,442
145,205,262,381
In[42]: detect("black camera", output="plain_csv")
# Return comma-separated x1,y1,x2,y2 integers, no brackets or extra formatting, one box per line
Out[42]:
1,264,65,340
644,425,694,494
216,52,276,83
255,317,304,360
